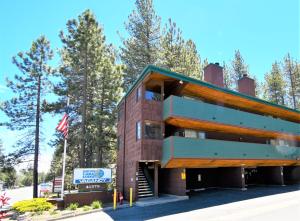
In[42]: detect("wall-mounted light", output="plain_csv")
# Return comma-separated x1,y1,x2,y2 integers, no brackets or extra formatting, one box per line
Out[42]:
179,80,183,84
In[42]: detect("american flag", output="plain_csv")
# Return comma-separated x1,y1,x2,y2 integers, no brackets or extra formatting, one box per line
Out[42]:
56,113,68,138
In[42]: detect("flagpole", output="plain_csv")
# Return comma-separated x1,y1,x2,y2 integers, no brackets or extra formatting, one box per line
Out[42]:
61,97,69,199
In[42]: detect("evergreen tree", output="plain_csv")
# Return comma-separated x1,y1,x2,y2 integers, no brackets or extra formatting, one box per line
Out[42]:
253,76,263,98
0,139,4,168
231,50,249,89
283,53,300,109
223,62,233,89
159,19,184,71
53,10,123,168
159,19,202,79
263,62,286,105
120,0,161,91
1,36,53,197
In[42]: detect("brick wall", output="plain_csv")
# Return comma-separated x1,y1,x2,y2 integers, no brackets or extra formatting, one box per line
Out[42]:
159,168,186,196
64,191,113,207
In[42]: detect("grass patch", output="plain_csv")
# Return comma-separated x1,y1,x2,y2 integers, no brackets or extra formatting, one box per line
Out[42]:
91,200,102,209
67,203,79,211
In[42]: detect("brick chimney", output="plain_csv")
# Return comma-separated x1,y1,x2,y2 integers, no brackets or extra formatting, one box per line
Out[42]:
204,63,224,87
238,74,255,97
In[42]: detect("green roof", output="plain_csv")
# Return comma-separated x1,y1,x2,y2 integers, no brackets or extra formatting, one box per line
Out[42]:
119,65,300,115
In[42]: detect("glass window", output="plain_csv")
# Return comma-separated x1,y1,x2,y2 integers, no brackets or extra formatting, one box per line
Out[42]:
145,90,161,101
198,132,206,139
136,86,142,102
144,121,162,139
136,121,141,140
184,129,198,138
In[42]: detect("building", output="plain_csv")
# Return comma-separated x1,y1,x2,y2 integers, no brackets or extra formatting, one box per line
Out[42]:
116,64,300,201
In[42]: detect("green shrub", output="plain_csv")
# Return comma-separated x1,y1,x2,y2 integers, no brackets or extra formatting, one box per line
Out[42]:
91,200,102,209
12,198,53,213
83,205,91,211
67,203,79,210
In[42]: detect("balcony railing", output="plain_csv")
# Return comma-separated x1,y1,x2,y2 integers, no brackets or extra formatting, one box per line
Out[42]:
162,136,300,167
163,95,300,136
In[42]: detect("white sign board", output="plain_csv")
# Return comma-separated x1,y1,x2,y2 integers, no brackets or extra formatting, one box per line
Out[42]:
40,183,52,193
53,177,62,193
73,168,112,184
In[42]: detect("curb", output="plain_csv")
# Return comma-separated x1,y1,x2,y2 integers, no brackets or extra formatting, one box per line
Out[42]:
46,204,132,221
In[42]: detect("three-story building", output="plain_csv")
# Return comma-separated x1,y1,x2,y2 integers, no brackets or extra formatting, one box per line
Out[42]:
117,64,300,201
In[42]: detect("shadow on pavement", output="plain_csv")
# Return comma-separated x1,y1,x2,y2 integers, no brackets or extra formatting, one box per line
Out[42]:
105,185,300,221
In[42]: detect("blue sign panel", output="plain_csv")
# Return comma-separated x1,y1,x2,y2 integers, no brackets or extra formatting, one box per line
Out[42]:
73,168,112,184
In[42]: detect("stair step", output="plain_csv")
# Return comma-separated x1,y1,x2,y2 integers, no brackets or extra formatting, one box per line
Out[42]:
138,187,151,190
138,193,154,198
138,189,152,193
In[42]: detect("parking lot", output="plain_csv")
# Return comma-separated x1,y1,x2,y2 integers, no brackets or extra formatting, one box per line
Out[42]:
62,184,300,221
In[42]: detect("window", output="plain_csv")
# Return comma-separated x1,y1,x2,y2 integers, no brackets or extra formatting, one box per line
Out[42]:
136,121,141,140
144,121,162,139
145,90,161,101
145,84,161,101
184,129,198,138
198,132,206,139
270,139,290,147
136,86,142,102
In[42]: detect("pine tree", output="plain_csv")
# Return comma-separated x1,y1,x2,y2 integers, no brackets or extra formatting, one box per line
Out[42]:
223,62,233,89
159,19,202,79
0,139,4,168
263,62,286,105
283,53,300,109
159,19,184,71
1,36,54,197
231,50,249,89
253,76,263,98
54,10,123,168
120,0,161,91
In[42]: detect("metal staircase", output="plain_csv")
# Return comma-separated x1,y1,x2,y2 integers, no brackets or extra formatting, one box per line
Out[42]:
138,166,154,198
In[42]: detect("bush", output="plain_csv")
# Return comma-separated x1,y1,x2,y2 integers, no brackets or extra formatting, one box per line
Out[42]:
82,205,91,211
12,198,53,213
91,200,102,209
67,203,79,210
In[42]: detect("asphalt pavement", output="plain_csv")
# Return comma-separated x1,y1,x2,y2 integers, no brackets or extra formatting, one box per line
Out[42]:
63,185,300,221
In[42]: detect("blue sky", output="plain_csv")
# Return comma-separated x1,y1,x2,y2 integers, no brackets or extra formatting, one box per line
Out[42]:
0,0,299,171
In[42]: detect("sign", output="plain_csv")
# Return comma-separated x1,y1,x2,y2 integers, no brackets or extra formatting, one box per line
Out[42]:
53,177,62,193
73,168,112,184
40,183,52,193
78,184,106,192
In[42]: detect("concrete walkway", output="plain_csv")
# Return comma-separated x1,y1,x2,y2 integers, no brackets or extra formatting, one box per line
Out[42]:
136,194,188,207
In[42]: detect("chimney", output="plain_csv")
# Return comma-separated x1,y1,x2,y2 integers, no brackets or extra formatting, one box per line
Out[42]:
238,74,256,97
204,63,224,87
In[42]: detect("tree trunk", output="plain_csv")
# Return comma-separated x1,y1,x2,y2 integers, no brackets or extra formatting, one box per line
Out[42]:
80,44,88,168
33,74,41,198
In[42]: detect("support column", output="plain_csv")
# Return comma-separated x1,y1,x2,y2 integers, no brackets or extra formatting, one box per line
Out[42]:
257,166,284,185
218,167,246,190
283,166,300,184
154,162,158,198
